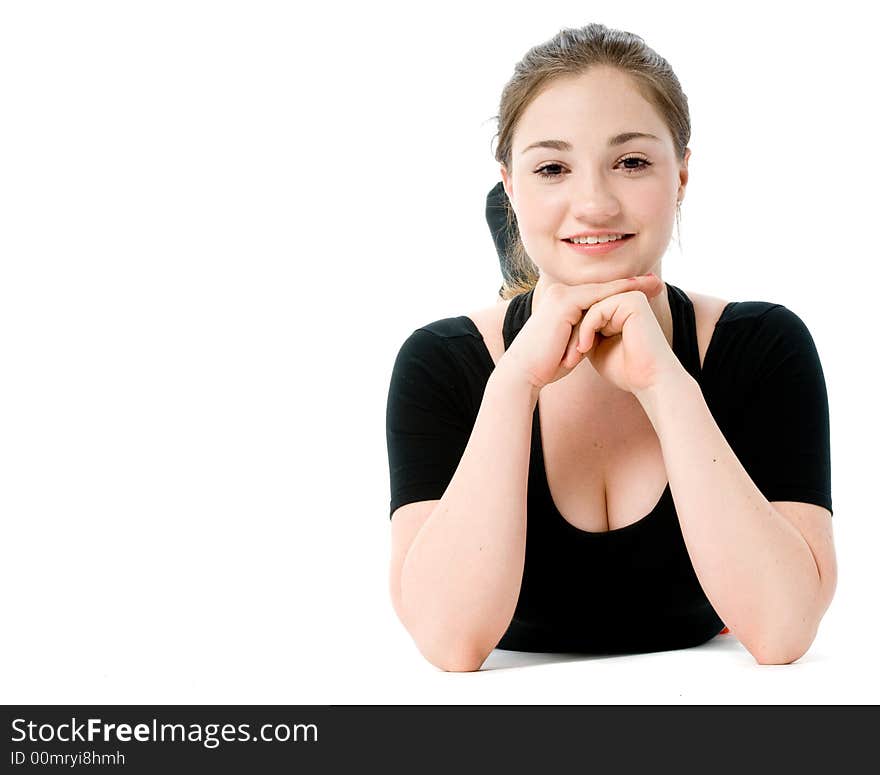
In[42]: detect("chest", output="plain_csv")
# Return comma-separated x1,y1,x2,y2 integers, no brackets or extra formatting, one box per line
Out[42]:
537,383,667,532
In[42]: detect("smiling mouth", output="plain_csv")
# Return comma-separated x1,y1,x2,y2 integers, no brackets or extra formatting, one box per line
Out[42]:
563,234,635,243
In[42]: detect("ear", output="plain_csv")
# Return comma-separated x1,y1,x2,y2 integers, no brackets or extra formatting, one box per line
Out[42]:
499,165,514,204
678,148,691,202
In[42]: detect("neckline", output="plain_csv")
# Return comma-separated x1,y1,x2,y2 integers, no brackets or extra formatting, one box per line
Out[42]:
501,282,699,536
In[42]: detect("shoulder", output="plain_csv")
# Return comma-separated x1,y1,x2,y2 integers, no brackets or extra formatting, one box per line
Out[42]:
683,288,731,324
464,299,511,369
680,288,809,371
397,310,485,349
734,302,824,369
680,289,731,370
690,292,824,387
681,288,804,340
703,291,812,344
392,307,494,375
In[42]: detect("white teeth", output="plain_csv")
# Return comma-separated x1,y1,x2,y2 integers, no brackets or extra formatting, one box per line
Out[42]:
569,234,628,244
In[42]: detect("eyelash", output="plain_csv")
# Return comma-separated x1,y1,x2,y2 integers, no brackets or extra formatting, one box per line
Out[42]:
534,155,652,180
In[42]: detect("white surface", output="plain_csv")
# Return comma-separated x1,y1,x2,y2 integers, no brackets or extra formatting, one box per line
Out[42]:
1,0,877,704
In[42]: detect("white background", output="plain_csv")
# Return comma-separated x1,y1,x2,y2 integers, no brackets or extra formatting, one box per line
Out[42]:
1,0,877,704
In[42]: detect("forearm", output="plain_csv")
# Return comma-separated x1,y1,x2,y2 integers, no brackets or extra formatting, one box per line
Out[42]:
635,370,823,664
400,365,538,668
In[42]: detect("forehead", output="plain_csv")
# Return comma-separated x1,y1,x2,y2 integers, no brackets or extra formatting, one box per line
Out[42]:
514,68,670,153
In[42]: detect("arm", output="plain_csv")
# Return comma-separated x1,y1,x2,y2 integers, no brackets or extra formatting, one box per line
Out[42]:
635,371,832,664
398,364,539,671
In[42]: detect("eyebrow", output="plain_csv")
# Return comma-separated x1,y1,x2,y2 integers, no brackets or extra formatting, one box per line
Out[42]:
520,132,661,155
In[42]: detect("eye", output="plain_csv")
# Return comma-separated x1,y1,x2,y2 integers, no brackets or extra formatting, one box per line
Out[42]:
534,155,653,180
619,155,652,173
534,163,566,180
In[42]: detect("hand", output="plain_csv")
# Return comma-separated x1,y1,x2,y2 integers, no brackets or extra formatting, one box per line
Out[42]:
568,276,684,395
497,275,670,393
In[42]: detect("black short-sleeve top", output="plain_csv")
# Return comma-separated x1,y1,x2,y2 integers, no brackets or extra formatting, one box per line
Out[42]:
385,282,832,655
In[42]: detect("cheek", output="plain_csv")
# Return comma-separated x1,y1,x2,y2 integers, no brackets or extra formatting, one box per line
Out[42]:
628,184,672,217
520,189,567,225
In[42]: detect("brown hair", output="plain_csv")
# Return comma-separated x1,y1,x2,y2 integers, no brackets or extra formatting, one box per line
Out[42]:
489,23,691,300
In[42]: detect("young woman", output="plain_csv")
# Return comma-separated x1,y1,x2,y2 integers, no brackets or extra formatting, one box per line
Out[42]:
385,23,835,671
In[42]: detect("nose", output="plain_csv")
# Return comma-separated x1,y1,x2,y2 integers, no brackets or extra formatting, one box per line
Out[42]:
569,172,622,220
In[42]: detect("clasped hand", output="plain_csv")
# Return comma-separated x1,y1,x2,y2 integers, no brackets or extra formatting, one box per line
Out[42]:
500,274,685,397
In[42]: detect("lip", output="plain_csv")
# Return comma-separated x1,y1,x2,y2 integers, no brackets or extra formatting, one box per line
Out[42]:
565,230,633,239
562,234,635,255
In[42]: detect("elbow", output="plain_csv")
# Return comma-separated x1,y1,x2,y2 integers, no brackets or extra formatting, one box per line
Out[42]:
424,645,486,672
409,622,489,672
392,585,490,672
752,646,807,666
748,622,818,666
748,591,831,665
407,618,489,672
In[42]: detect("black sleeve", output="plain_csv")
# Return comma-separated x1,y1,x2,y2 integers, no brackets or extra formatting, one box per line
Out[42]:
734,306,832,514
385,328,474,519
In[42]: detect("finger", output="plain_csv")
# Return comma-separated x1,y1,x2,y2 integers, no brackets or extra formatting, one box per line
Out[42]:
642,275,664,296
577,319,595,354
564,315,584,366
610,275,662,305
576,304,593,353
584,275,656,307
578,297,617,352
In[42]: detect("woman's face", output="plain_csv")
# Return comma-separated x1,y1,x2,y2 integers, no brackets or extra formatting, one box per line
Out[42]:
500,66,690,285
